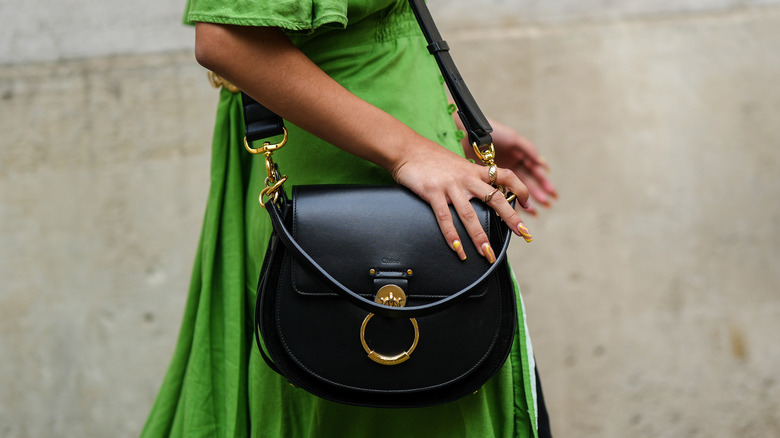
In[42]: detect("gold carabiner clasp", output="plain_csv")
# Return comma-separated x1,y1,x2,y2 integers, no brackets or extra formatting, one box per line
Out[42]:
244,127,289,155
472,142,516,203
472,142,496,166
245,128,290,208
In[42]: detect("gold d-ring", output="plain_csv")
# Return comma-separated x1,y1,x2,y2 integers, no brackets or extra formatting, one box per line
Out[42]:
359,285,420,366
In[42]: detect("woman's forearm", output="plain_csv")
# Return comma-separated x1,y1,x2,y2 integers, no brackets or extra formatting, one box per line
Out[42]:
195,22,436,174
194,22,532,260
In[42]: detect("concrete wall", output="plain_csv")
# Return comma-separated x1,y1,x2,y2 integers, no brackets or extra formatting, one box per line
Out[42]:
2,0,779,436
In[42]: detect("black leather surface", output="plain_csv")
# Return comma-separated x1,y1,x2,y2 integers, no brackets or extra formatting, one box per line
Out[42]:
264,186,513,318
291,185,491,300
256,185,518,407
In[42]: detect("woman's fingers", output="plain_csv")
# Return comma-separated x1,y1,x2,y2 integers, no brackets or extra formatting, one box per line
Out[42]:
445,167,534,263
515,166,550,207
524,160,557,199
394,145,536,263
490,167,533,242
429,196,468,261
450,194,496,263
486,189,534,243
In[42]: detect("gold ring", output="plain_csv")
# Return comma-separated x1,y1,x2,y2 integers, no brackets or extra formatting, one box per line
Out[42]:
359,285,419,366
488,165,498,185
483,188,500,203
360,314,419,365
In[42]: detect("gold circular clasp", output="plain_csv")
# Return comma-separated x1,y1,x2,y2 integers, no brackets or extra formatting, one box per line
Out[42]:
359,285,419,366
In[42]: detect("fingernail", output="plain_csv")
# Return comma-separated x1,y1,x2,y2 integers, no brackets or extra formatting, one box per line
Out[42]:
551,190,559,200
517,223,533,243
539,156,550,172
453,240,467,261
481,242,496,264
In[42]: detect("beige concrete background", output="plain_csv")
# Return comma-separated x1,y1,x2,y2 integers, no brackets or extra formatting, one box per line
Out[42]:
1,1,779,437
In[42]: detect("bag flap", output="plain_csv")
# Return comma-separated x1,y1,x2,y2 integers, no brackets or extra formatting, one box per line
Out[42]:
290,185,494,300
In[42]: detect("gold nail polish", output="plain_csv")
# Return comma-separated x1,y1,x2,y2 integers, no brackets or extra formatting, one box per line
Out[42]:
481,242,496,264
517,223,533,243
453,240,467,261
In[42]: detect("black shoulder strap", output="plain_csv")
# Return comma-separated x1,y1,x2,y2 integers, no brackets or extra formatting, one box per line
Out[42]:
242,93,286,142
241,0,493,147
407,0,493,147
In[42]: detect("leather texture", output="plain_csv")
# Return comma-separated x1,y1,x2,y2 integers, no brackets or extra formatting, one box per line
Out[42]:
241,92,285,142
264,186,514,318
255,185,517,407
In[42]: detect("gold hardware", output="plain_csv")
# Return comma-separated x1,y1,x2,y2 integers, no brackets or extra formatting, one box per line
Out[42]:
207,71,240,93
472,142,516,203
259,175,288,206
375,284,407,307
472,142,496,166
488,164,498,185
244,128,288,155
369,268,376,276
244,128,289,207
406,269,413,276
359,285,419,366
483,188,500,203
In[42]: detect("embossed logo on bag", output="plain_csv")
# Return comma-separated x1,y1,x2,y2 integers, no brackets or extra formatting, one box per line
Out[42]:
381,257,401,265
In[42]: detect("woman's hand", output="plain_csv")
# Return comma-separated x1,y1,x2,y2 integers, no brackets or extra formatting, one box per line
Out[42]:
391,140,533,263
460,118,557,217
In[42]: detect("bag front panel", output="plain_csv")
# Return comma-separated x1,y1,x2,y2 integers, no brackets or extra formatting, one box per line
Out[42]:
277,253,505,392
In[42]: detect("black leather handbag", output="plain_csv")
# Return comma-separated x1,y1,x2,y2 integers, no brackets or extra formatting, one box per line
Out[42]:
243,0,519,408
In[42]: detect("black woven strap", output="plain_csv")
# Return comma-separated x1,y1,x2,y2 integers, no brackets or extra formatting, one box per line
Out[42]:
241,0,492,147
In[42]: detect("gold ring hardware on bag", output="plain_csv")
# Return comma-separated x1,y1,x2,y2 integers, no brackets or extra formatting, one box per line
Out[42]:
244,128,290,207
360,285,420,366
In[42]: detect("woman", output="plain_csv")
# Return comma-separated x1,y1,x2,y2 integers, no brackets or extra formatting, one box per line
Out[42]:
142,0,556,436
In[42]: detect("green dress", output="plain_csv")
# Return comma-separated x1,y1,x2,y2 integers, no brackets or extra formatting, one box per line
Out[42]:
142,1,540,436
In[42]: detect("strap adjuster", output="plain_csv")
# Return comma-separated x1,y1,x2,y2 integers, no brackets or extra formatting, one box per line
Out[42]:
426,40,450,54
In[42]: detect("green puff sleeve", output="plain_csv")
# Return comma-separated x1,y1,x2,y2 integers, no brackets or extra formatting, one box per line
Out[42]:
183,0,347,32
